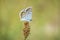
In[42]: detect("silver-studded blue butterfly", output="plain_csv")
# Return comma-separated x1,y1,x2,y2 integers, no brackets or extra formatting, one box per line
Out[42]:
19,7,32,22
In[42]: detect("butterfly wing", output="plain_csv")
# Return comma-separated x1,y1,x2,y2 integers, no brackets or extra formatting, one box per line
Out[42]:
25,7,32,21
19,9,27,21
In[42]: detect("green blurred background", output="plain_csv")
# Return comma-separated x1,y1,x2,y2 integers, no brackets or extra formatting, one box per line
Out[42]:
0,0,60,40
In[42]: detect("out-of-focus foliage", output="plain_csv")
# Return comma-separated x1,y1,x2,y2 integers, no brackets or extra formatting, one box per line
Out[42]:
0,0,60,40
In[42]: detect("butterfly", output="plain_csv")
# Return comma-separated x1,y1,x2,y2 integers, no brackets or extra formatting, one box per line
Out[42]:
19,7,32,22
